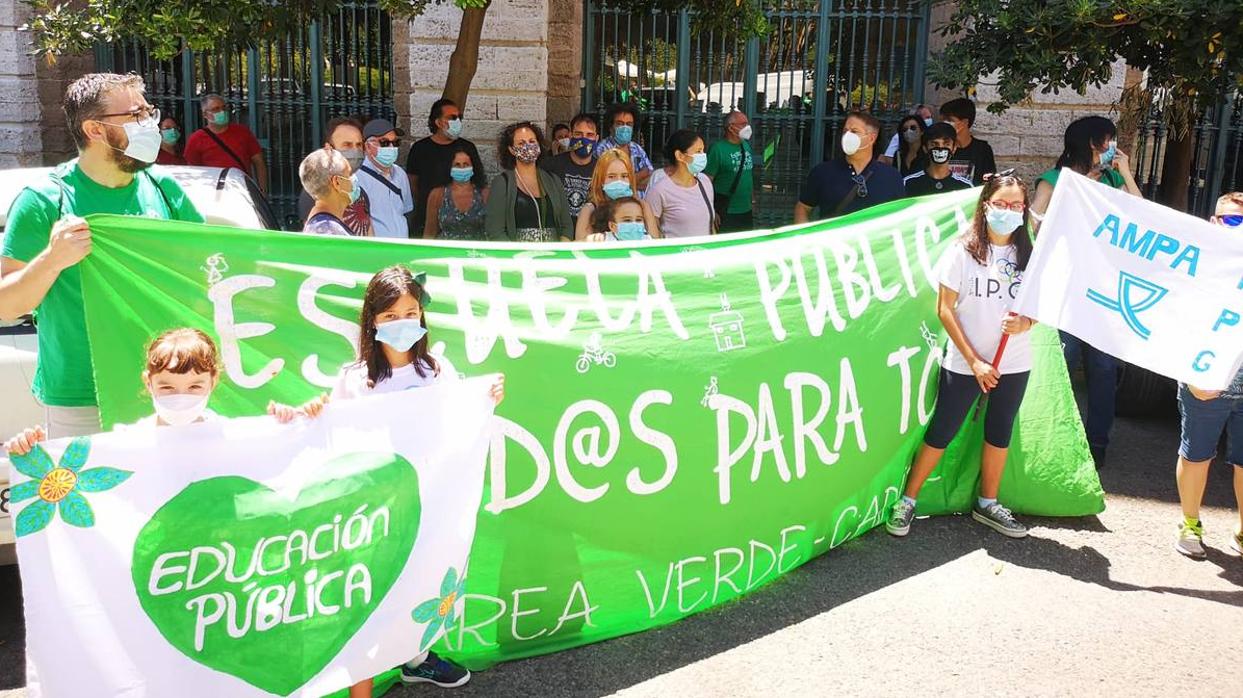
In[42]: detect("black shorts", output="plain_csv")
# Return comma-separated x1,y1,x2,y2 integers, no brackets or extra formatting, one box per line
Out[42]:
924,368,1031,449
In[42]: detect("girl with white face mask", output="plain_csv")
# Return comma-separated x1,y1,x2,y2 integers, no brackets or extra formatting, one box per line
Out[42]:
3,328,259,454
886,173,1039,541
272,264,503,697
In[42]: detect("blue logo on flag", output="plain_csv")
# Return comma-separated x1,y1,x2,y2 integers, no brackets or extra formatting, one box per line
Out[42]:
1086,272,1168,340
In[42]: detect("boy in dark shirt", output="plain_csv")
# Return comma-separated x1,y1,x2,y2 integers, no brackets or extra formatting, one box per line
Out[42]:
903,121,975,197
939,98,997,185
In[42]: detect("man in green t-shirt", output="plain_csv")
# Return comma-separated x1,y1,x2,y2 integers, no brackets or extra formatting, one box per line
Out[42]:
0,72,203,438
704,110,756,233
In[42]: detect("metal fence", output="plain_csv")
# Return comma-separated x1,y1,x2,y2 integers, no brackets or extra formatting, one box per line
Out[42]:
582,0,930,227
95,1,396,229
1132,92,1243,217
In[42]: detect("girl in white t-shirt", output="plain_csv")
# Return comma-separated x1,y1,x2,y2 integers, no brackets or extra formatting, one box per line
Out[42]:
280,265,501,696
886,173,1037,540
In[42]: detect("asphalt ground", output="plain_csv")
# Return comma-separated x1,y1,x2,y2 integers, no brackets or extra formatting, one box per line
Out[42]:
0,401,1239,697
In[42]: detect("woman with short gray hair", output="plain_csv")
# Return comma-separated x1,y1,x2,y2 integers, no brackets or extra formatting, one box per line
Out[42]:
299,147,357,236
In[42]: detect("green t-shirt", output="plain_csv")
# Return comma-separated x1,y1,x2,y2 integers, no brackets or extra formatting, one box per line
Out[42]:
1037,166,1125,190
704,139,754,214
1,160,203,407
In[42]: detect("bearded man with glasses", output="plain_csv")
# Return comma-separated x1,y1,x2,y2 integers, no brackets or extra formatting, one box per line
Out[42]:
0,73,204,439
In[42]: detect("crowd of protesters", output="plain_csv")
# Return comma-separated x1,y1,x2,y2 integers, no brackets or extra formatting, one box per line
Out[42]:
0,73,1241,695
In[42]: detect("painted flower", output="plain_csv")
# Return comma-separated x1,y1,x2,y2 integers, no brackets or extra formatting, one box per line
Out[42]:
8,438,132,537
411,567,466,651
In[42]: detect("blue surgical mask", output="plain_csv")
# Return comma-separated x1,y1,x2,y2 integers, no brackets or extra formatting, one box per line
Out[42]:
340,174,361,204
615,221,647,240
374,318,427,352
1099,140,1117,166
446,118,463,139
450,166,474,183
571,137,596,158
375,146,399,167
985,207,1024,236
614,124,634,145
602,180,632,200
924,118,933,127
687,152,708,175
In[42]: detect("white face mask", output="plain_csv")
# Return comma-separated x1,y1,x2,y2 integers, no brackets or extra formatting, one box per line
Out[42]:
151,393,210,426
738,124,753,141
841,131,863,156
107,119,162,164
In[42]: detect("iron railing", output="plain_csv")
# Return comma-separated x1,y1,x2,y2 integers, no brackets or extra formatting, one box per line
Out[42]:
583,0,930,227
1132,91,1243,217
95,1,396,229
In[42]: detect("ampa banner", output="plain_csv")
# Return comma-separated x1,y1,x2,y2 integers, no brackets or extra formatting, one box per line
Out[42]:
11,385,493,697
1015,169,1243,389
77,190,1103,670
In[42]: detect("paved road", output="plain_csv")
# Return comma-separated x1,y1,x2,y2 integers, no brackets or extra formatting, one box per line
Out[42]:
1,404,1239,697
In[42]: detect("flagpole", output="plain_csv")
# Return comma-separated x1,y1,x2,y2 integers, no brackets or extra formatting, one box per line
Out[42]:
974,312,1017,421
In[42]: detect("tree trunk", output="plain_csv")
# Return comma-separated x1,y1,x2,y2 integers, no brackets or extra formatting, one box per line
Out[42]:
442,3,490,109
1157,129,1195,211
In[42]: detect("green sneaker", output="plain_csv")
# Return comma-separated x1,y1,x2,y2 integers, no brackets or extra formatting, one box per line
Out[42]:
885,499,916,537
1175,520,1207,559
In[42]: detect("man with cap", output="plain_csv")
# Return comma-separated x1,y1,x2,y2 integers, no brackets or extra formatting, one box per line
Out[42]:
356,118,414,238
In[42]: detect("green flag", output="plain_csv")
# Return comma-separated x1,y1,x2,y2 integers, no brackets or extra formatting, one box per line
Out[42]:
78,189,1102,668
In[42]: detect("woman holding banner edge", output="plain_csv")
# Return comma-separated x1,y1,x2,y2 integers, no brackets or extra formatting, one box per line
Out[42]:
1030,116,1142,468
887,173,1037,539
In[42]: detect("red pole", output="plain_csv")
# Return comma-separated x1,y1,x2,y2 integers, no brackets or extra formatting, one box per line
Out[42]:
974,312,1017,420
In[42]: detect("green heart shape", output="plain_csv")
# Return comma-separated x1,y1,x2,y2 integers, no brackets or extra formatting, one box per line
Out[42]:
131,452,421,695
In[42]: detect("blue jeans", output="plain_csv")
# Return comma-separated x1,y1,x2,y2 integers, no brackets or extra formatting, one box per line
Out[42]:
1060,331,1118,449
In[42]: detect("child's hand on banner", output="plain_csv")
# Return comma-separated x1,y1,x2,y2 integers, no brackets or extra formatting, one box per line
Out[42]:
1001,314,1034,335
298,393,330,419
489,374,506,406
972,359,1000,392
3,425,46,456
1186,385,1222,401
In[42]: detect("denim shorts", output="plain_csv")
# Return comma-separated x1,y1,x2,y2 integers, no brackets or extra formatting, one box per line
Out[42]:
1177,384,1243,465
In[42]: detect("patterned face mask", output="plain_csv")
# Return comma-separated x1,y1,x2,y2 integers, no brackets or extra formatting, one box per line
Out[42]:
512,141,541,163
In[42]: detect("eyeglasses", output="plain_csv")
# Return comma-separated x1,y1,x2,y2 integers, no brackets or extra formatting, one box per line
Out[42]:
852,173,869,199
1217,214,1243,227
97,106,160,123
986,201,1027,212
376,139,400,147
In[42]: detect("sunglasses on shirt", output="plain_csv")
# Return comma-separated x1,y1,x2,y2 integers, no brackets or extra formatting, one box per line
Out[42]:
1217,214,1243,227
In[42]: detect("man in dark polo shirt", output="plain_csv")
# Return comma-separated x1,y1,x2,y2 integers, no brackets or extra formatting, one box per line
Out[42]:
793,111,904,222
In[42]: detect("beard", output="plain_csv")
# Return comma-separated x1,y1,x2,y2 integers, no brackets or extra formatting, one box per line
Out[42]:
104,128,152,173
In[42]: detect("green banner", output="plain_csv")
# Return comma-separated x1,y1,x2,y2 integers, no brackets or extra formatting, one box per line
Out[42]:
78,190,1103,669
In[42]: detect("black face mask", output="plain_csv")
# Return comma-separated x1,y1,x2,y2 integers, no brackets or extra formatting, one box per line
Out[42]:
929,147,951,164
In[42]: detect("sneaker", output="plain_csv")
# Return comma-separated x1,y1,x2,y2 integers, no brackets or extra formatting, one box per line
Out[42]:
971,502,1028,538
1175,520,1207,559
885,499,916,537
1228,528,1242,558
400,650,471,688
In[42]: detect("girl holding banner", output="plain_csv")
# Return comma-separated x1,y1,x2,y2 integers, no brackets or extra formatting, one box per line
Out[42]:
282,264,504,696
886,173,1037,539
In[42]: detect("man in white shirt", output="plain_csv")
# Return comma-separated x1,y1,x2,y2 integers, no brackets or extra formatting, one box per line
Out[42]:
356,118,414,238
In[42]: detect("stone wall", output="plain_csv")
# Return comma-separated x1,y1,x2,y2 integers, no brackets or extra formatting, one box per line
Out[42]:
0,0,42,167
0,0,95,168
397,0,549,175
544,0,582,128
923,1,1127,184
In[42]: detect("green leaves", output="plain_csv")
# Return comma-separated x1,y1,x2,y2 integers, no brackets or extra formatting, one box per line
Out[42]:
928,0,1243,113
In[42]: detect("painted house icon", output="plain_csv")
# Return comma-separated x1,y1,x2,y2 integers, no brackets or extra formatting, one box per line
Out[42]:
709,294,746,352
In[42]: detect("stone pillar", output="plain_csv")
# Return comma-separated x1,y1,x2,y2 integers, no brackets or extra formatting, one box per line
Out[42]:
545,0,582,128
0,0,43,167
399,0,549,175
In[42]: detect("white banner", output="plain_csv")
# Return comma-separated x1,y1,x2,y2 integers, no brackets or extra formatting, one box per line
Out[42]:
11,381,494,697
1015,169,1243,390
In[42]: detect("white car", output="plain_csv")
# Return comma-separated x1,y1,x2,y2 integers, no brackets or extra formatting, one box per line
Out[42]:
0,165,276,555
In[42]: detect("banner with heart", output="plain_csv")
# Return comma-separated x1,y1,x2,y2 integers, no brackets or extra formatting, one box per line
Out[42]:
11,383,493,697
